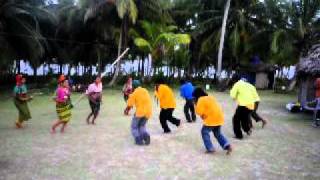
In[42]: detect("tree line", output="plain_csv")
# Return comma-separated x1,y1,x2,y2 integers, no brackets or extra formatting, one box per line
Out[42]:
0,0,319,85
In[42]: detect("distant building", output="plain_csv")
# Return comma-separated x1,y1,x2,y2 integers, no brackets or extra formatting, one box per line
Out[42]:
296,44,320,104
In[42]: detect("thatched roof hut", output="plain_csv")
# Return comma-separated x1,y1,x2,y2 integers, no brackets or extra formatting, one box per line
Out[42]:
237,58,277,89
296,44,320,104
296,44,320,77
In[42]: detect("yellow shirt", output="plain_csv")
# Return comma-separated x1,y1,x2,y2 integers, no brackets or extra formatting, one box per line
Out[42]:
155,84,176,109
230,80,255,110
248,83,260,102
127,87,152,119
195,96,224,126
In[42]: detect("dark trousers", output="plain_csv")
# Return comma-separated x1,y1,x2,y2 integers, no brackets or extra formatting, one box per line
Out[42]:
89,100,100,115
251,102,263,122
124,94,129,102
184,99,196,122
160,108,181,133
233,106,252,139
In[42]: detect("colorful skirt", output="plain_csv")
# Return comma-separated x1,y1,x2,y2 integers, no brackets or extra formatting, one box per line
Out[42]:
56,102,72,122
14,99,31,122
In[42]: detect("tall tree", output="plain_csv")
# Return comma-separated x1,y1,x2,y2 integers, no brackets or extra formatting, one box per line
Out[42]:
0,0,56,75
217,0,231,79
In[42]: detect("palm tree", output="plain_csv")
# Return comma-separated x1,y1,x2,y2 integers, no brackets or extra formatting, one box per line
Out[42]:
196,0,268,78
131,20,191,77
269,0,320,64
108,0,138,85
217,0,231,79
0,0,56,75
83,0,158,85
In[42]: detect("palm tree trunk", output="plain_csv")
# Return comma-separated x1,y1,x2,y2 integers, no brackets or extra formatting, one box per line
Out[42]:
59,63,63,74
141,56,145,78
217,0,231,80
138,57,141,76
16,60,21,74
109,17,126,86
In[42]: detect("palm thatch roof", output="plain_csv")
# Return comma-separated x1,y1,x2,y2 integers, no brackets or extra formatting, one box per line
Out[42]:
296,44,320,77
237,62,277,73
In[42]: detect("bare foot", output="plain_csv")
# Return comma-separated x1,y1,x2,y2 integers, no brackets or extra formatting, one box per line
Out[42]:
51,128,56,134
247,130,252,136
15,122,22,129
262,119,268,128
226,145,233,155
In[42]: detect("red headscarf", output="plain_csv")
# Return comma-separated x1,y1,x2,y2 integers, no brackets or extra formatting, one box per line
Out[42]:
16,74,23,86
316,78,320,98
58,75,66,84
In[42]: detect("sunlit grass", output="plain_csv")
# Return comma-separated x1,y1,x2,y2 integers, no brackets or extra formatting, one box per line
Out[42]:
0,89,319,179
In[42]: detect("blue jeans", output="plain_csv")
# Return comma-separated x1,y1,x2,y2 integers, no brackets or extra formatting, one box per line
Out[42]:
201,126,230,151
131,116,150,145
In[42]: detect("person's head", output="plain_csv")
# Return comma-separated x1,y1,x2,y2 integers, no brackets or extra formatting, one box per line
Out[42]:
180,79,186,85
155,78,165,85
21,77,26,84
58,74,66,86
240,77,248,82
192,87,208,102
127,77,132,83
132,80,141,90
155,78,165,90
95,76,102,84
16,74,24,86
63,79,69,88
230,74,241,86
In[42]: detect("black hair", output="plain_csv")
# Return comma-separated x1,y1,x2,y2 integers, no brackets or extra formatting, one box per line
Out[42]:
180,79,186,85
192,87,208,102
232,73,241,82
155,78,165,85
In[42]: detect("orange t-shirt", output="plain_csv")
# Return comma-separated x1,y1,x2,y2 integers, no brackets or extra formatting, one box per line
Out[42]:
195,95,224,126
155,84,176,109
127,87,152,119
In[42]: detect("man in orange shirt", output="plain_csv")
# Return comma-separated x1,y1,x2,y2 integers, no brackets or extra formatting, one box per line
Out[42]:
193,87,232,155
155,79,181,133
124,80,152,145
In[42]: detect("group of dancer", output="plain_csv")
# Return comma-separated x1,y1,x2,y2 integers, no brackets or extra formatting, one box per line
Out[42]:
12,73,268,155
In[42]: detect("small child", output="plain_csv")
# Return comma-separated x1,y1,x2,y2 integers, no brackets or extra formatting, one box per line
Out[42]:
51,75,72,133
124,80,152,145
193,87,232,155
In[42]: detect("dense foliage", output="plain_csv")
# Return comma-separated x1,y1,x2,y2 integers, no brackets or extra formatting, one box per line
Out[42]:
0,0,319,82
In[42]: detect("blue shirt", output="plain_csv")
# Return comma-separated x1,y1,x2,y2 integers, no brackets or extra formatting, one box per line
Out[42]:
180,82,194,100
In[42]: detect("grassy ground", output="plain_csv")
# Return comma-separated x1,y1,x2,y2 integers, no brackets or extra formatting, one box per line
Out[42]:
0,89,319,180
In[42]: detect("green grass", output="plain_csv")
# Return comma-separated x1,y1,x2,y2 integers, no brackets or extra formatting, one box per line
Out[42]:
0,89,319,180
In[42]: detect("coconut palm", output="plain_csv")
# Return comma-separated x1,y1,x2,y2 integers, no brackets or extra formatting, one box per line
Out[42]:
217,0,231,79
269,0,320,66
131,20,191,77
83,0,163,85
0,0,56,75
